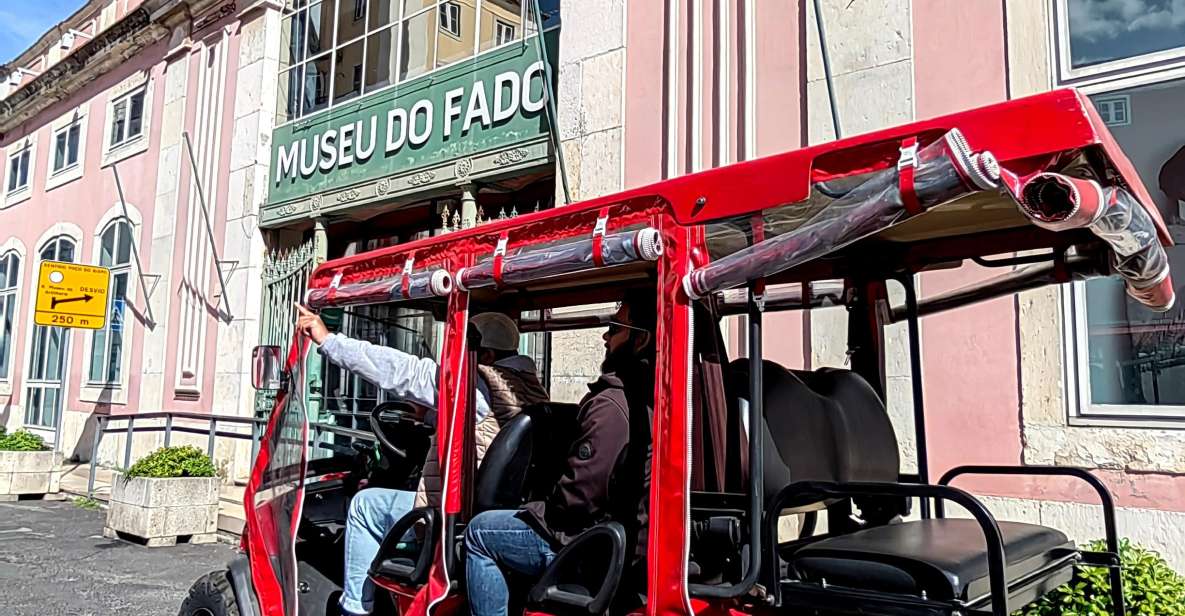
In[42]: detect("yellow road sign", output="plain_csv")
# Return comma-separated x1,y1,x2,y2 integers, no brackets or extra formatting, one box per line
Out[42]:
34,261,111,330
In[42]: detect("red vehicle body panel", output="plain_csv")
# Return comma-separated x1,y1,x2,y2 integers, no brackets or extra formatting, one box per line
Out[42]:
243,88,1172,616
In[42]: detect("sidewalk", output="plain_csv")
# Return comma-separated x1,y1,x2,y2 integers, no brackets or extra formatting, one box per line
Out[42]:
59,463,248,537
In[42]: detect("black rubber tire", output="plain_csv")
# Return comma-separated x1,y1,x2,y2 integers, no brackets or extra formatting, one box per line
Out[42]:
179,571,241,616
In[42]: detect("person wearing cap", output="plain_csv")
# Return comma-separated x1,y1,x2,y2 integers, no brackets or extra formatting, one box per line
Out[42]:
295,305,548,616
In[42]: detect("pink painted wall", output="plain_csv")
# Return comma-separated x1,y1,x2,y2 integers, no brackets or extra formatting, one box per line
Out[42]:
0,10,246,456
0,40,167,429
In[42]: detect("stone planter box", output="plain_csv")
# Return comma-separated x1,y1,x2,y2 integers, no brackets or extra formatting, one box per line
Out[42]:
0,450,61,500
103,474,220,547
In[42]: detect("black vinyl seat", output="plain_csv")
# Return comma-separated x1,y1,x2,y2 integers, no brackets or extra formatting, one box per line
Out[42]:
787,519,1075,604
728,361,1113,615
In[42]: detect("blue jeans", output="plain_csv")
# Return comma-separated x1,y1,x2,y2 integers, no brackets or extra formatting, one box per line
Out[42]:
340,488,416,615
465,510,557,616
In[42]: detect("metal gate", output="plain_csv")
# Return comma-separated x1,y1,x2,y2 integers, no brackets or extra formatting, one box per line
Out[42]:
256,240,318,418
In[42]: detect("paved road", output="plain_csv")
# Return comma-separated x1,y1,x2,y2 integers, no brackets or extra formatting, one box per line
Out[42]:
0,499,236,616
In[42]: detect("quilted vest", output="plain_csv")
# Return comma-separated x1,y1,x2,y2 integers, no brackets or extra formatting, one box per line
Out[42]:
414,361,549,508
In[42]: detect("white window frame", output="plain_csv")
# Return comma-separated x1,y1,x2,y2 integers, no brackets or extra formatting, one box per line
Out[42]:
1063,282,1185,423
1092,94,1131,127
6,142,33,196
0,239,26,397
440,2,462,38
495,19,515,46
51,122,82,173
79,211,140,404
108,87,147,149
101,72,152,167
1053,0,1185,84
46,107,89,191
1054,6,1185,424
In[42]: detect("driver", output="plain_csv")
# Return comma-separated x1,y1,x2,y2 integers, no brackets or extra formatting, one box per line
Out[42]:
295,305,548,616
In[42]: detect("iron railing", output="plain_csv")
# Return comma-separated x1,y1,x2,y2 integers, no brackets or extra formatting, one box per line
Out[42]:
87,411,375,498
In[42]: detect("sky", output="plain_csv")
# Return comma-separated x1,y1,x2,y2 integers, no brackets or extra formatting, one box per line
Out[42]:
0,1,86,65
1068,0,1185,67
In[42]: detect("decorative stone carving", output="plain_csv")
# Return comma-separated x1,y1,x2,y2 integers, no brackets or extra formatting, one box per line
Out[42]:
493,149,530,166
335,188,361,203
408,170,437,186
309,194,323,214
455,157,473,179
376,178,392,195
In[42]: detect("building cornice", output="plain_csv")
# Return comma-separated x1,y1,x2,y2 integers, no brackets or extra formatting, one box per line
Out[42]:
0,0,229,135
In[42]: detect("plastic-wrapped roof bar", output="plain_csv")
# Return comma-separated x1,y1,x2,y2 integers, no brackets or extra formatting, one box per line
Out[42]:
1014,173,1175,311
456,228,663,291
304,268,452,309
684,129,1000,299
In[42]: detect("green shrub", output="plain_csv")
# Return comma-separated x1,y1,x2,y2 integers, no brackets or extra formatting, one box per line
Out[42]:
73,496,102,511
1019,539,1185,615
0,429,49,451
124,446,216,479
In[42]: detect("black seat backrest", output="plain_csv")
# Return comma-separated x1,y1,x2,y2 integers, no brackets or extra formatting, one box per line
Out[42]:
791,368,898,483
474,402,581,513
726,360,899,508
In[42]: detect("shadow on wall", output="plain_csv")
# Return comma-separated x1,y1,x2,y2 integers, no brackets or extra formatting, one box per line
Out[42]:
0,398,11,430
67,394,114,464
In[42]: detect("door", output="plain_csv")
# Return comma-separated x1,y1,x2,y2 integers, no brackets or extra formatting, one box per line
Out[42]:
244,336,310,616
24,236,76,446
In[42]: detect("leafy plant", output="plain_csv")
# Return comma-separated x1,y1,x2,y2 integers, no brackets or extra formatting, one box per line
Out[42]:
1019,539,1185,615
124,446,216,479
73,496,102,511
0,429,49,451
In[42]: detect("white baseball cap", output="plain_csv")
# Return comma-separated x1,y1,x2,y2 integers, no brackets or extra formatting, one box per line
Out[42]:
471,312,520,352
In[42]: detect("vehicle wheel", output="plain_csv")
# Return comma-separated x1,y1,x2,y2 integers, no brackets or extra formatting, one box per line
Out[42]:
179,571,240,616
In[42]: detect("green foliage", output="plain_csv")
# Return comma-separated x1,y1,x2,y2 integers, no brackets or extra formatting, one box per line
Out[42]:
124,446,216,479
1019,539,1185,616
0,429,49,451
72,496,102,511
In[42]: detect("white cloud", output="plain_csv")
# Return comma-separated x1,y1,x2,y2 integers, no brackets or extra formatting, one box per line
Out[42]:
1069,0,1185,42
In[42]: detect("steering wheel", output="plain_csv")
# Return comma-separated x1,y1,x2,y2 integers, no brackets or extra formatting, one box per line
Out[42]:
369,400,430,461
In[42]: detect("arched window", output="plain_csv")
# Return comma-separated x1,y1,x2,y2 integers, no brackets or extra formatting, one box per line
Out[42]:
89,220,133,384
26,235,76,430
0,251,20,380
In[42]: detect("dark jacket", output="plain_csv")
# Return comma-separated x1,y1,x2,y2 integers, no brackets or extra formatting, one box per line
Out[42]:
520,369,652,560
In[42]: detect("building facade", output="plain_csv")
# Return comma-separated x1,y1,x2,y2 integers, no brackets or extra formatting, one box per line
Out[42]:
0,0,276,481
590,0,1185,568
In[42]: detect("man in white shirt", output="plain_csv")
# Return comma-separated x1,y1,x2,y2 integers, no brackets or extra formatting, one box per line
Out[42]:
295,305,547,616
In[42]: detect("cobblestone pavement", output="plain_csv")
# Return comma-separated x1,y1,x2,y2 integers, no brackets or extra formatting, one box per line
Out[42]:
0,499,236,616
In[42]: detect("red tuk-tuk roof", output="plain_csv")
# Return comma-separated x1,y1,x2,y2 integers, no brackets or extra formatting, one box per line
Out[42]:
307,88,1169,293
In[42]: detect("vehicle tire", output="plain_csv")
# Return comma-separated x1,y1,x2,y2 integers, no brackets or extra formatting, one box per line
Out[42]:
179,571,240,616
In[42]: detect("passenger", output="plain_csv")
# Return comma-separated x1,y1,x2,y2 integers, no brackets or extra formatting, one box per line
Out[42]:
465,289,655,616
294,304,548,616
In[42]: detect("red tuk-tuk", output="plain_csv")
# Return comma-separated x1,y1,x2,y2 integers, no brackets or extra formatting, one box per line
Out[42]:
181,88,1173,616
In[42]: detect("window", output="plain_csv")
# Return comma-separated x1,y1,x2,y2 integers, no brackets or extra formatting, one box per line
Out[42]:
7,146,30,193
52,122,81,173
495,20,515,46
440,1,461,37
480,1,522,52
109,88,146,148
89,221,132,384
0,252,19,381
1066,78,1185,419
1094,95,1131,127
277,0,543,124
1057,0,1185,79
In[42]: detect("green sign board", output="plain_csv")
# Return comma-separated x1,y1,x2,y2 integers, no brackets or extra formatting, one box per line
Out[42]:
268,32,558,207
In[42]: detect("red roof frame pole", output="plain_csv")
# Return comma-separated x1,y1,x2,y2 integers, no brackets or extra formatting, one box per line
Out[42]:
648,217,696,616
